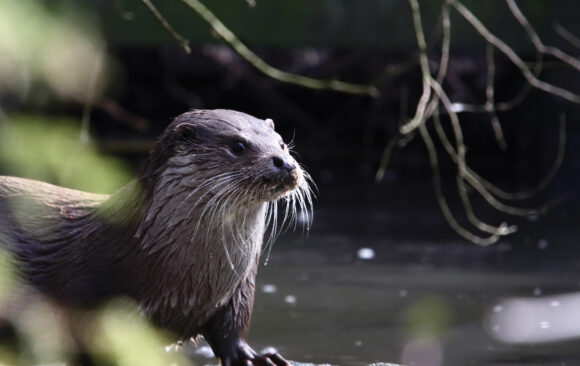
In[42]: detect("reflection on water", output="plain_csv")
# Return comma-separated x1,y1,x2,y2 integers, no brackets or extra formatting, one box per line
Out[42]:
488,293,580,344
183,261,580,365
244,264,580,366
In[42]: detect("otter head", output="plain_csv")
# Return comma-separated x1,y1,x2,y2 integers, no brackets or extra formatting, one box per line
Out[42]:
141,109,310,207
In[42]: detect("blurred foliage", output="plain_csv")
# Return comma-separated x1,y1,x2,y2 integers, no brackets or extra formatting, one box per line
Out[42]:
0,298,190,365
0,0,109,104
91,300,190,366
0,115,132,194
0,250,189,365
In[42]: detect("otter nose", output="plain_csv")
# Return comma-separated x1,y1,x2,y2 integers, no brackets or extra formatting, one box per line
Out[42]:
271,156,296,172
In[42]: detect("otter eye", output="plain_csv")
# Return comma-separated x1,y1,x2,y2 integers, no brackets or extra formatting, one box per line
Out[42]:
231,141,247,155
280,142,286,150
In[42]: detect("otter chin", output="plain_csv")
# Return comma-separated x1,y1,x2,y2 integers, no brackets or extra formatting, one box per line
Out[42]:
0,109,313,366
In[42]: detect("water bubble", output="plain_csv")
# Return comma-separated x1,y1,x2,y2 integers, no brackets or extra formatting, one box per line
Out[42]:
262,284,278,294
550,300,560,307
284,295,297,305
399,289,408,297
539,321,551,329
537,238,549,250
354,340,363,347
493,305,504,313
357,247,375,260
533,287,542,296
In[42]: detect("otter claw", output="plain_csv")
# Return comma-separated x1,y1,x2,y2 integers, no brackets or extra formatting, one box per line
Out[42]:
248,353,290,366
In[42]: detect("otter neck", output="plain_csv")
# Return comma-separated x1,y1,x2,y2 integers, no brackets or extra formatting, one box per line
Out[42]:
112,170,267,327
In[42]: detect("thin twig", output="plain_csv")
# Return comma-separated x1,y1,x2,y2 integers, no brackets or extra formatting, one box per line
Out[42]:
448,50,543,115
484,43,507,150
419,123,502,246
555,23,580,50
138,0,191,54
375,86,411,182
179,0,378,96
400,0,433,135
432,110,566,204
435,2,451,84
448,0,580,104
433,110,517,235
507,0,580,73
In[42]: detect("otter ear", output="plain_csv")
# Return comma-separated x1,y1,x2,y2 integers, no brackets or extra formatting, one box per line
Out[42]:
174,123,199,142
265,118,275,130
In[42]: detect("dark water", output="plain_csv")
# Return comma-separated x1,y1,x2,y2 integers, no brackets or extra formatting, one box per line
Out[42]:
185,259,580,366
186,241,580,365
250,264,580,366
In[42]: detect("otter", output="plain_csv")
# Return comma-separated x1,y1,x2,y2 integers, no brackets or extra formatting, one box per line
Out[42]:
0,109,313,365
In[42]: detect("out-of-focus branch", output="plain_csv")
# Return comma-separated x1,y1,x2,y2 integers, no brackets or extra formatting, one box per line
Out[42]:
179,0,378,96
555,23,580,49
138,0,191,54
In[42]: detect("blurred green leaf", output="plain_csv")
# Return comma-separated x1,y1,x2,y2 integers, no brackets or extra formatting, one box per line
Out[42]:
0,0,108,102
92,300,190,366
0,115,132,194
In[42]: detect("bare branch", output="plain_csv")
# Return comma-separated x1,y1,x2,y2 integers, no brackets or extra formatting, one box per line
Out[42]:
555,22,580,50
435,2,451,84
419,123,503,246
432,110,566,204
375,135,400,183
485,44,507,150
507,0,580,73
400,0,433,135
399,0,520,243
448,0,580,104
179,0,378,96
138,0,191,54
433,110,517,235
